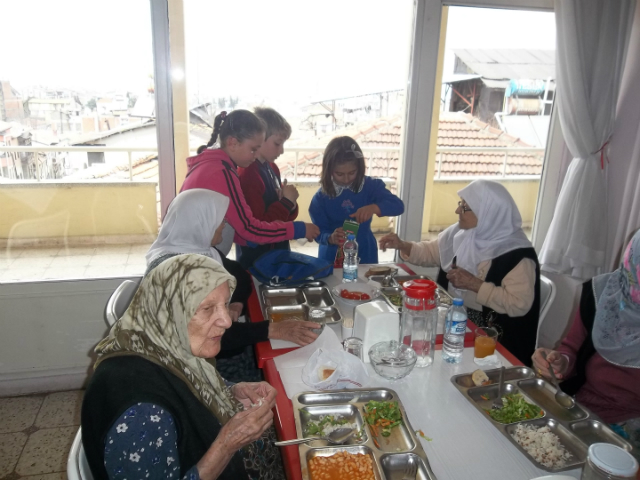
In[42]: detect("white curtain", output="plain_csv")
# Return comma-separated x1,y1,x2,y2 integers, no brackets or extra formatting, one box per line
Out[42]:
539,0,635,280
606,4,640,269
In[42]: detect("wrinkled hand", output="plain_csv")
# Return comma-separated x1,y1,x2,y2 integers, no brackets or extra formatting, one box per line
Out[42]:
329,227,346,246
446,267,483,293
378,233,412,258
304,223,320,242
215,388,276,454
229,302,243,322
532,348,569,380
231,381,277,410
349,204,380,223
281,179,299,203
269,319,320,346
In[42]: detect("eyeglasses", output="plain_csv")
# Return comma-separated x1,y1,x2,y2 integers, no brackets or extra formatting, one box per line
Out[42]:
457,201,472,213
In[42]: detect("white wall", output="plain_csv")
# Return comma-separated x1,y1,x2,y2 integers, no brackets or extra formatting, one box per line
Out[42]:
0,276,140,396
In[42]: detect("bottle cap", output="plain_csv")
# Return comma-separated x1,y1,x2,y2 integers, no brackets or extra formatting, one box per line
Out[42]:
453,298,464,306
588,443,638,477
347,234,355,240
402,279,437,310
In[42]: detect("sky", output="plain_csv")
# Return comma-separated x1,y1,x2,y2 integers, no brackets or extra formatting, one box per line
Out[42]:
0,1,555,104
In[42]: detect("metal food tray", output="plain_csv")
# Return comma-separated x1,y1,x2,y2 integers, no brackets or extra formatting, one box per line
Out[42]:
293,388,437,480
372,275,453,313
451,366,632,472
260,283,342,326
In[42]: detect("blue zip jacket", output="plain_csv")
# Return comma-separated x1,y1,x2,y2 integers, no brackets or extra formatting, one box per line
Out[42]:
309,176,404,264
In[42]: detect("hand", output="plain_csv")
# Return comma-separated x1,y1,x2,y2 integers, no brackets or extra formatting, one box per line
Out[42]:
378,233,412,257
329,227,346,246
349,204,380,223
231,381,277,409
269,319,320,346
229,302,243,322
532,348,569,380
446,267,483,293
276,188,283,200
281,179,299,203
304,223,320,241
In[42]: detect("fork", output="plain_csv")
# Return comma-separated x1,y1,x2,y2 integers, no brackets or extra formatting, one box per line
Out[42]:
492,366,505,410
402,461,417,480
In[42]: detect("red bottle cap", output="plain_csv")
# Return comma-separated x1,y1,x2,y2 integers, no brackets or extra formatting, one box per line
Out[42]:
402,279,437,310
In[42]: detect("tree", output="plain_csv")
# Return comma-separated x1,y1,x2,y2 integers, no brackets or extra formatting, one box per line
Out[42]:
126,92,138,109
86,98,97,111
217,97,227,109
229,96,238,109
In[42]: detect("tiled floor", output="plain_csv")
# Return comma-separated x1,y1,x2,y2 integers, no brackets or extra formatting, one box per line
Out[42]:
1,236,398,283
0,390,84,480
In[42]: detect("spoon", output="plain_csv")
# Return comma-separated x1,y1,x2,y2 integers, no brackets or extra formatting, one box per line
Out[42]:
545,354,576,409
492,366,505,410
274,427,355,447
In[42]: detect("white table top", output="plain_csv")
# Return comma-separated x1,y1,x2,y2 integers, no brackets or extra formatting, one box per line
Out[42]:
364,347,582,480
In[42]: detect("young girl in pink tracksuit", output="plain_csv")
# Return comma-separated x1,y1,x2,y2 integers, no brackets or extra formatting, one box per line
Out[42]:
181,110,319,249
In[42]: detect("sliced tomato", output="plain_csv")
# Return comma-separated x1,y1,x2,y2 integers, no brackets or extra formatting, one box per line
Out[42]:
361,293,371,300
340,289,350,298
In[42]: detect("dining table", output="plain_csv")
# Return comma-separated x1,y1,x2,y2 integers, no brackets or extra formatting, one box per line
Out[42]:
248,263,583,480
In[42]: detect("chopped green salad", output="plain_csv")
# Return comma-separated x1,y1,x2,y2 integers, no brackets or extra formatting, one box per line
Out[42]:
486,393,544,424
305,415,354,436
363,401,403,437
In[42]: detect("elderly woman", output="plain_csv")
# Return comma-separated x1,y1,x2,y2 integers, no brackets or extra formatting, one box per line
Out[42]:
144,189,320,382
82,255,285,479
532,231,640,453
379,179,540,365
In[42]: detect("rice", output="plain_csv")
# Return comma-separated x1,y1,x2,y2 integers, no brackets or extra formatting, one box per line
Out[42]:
511,424,573,469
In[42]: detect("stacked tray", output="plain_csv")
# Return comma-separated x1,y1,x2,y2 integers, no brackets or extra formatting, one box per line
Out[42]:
371,275,453,313
451,367,632,472
260,283,342,326
292,388,437,480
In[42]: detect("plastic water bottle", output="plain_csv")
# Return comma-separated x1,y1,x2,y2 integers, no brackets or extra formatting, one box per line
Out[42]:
442,298,467,364
342,234,359,283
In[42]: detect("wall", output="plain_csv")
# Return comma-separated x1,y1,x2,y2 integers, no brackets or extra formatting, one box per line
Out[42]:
0,181,158,244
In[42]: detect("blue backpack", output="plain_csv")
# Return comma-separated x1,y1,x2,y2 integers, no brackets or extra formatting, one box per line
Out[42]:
249,250,333,286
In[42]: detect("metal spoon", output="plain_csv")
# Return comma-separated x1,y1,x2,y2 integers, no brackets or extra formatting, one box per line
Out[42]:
545,354,576,409
492,366,505,410
274,427,355,447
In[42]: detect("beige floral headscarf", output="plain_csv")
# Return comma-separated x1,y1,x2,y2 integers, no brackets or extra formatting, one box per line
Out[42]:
95,254,240,424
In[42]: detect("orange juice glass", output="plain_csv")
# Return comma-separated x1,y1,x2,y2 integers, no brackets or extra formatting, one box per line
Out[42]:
474,327,498,358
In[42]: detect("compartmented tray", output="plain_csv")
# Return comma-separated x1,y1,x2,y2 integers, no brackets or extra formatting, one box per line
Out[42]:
260,283,342,326
293,388,437,480
451,366,633,472
373,275,453,313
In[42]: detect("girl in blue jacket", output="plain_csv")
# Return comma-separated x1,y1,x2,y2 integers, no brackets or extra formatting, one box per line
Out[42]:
309,136,405,264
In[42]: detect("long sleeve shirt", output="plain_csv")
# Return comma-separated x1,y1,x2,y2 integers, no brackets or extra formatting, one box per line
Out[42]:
239,160,298,222
180,149,305,246
557,312,640,424
402,238,536,316
309,177,404,264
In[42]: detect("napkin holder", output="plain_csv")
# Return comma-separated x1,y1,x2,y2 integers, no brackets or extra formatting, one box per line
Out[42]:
353,300,400,363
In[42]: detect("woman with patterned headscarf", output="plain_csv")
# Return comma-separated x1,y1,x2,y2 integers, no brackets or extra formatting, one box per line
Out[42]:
81,254,285,480
379,179,540,365
533,230,640,455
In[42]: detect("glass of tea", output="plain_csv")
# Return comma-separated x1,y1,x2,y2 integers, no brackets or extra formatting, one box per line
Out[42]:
474,327,498,359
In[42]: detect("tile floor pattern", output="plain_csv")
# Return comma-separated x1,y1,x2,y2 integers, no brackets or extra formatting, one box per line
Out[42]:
0,390,84,480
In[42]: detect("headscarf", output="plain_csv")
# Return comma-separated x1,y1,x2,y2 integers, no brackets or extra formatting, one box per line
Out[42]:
592,230,640,368
95,254,240,423
438,179,532,275
145,189,229,266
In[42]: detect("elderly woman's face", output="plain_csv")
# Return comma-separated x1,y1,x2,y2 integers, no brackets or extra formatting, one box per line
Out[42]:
187,282,232,358
455,198,478,230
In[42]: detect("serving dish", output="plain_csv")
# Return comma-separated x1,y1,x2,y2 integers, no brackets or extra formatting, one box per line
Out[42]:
260,283,342,326
451,367,632,472
374,275,453,313
332,282,381,306
293,388,437,480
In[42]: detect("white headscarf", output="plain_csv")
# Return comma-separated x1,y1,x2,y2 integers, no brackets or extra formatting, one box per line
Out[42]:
145,189,229,266
438,179,532,275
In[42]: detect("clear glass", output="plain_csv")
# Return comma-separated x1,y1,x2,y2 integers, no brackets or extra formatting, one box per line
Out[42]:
343,337,364,360
474,327,498,359
582,457,636,480
399,295,437,368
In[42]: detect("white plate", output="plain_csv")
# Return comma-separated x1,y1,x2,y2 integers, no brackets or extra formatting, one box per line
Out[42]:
530,475,578,480
332,282,380,306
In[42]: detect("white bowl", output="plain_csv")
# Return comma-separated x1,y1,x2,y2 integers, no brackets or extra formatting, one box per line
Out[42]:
332,282,380,306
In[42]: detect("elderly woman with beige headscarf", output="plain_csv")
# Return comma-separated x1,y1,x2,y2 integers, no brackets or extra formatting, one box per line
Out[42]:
81,254,284,480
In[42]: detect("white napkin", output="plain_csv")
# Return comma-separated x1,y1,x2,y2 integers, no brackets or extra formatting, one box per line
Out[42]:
473,354,502,368
273,327,343,398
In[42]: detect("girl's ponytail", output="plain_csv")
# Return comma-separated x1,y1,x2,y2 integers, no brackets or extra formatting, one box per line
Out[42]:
197,111,228,154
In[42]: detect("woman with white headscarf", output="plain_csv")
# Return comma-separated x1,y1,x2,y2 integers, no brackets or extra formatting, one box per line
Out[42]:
82,254,285,479
379,179,540,365
532,231,640,455
144,189,319,382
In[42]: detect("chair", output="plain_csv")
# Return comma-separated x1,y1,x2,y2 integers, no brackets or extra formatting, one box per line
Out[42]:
105,280,139,326
67,428,94,480
536,274,557,348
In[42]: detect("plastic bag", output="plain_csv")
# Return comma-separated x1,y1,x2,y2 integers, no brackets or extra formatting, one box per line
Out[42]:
302,348,369,390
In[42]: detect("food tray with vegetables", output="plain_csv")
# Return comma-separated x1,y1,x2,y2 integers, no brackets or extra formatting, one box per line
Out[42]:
259,283,342,326
376,275,453,313
292,388,437,480
450,367,632,472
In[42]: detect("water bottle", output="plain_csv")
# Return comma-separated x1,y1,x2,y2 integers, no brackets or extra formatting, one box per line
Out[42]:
342,234,359,283
442,298,467,364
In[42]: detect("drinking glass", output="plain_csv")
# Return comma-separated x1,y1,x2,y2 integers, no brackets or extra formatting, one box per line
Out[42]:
343,337,363,360
474,327,498,358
